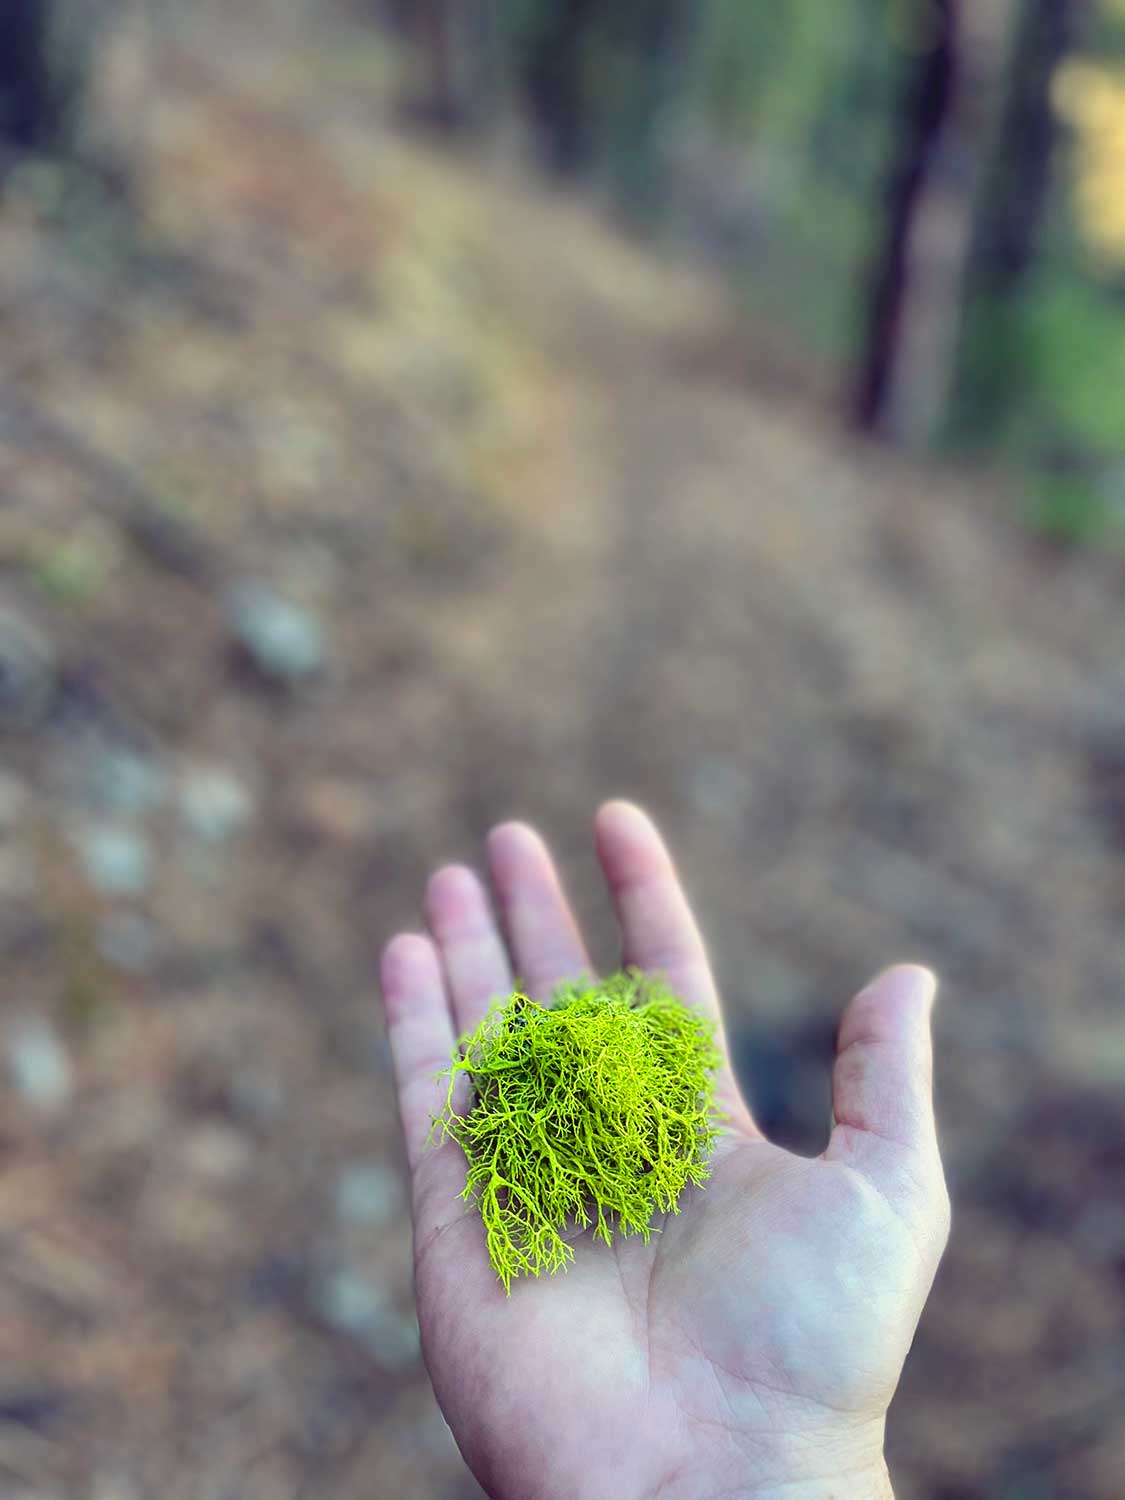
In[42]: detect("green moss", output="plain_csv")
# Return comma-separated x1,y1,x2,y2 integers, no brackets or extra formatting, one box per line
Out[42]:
433,969,722,1292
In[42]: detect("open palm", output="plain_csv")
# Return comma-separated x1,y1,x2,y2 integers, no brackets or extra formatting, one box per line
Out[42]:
380,802,950,1500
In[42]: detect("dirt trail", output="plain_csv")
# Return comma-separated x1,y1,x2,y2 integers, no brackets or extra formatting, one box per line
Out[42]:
1,17,1123,1498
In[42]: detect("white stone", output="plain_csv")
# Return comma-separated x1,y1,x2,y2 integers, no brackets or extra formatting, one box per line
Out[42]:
178,767,254,843
75,825,151,896
226,580,324,683
6,1019,72,1111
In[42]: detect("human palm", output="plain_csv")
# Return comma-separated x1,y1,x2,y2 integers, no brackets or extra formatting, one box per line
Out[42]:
381,802,950,1500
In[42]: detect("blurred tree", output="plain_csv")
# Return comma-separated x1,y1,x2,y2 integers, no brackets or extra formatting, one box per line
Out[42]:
690,1,793,138
506,0,692,212
0,0,106,167
947,0,1082,444
515,0,602,170
0,0,55,154
853,0,957,433
385,0,1119,503
669,3,902,363
605,0,697,217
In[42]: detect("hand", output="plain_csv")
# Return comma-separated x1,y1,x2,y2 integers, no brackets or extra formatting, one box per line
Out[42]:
379,802,950,1500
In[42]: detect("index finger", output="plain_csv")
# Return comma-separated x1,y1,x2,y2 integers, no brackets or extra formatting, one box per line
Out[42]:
594,800,757,1134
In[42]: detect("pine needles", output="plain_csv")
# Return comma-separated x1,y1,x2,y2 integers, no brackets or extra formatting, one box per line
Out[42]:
433,969,722,1292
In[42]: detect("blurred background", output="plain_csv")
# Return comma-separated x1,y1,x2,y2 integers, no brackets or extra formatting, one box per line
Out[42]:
1,1,1124,1496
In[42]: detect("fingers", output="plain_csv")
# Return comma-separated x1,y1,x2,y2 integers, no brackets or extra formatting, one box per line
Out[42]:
827,965,949,1227
594,800,717,1012
487,822,593,1002
379,933,458,1173
380,932,492,1269
424,865,513,1036
594,799,756,1132
407,805,757,1144
831,965,938,1151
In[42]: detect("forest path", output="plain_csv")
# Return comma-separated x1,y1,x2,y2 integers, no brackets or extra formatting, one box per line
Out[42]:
2,18,1124,1498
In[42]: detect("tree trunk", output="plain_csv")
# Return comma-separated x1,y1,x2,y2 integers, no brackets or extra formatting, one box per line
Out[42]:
0,0,53,153
852,0,958,433
521,0,603,171
0,0,111,169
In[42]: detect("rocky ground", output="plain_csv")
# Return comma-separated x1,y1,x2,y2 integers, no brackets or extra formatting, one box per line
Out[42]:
0,12,1123,1499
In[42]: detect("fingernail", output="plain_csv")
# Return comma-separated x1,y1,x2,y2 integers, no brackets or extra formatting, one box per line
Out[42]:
880,964,938,1012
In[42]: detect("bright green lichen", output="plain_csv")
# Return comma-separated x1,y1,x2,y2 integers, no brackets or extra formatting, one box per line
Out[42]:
433,968,722,1292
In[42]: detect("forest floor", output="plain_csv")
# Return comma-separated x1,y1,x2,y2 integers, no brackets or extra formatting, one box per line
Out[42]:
1,13,1124,1500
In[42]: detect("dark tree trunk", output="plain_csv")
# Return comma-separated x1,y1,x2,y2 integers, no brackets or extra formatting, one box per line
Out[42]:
0,0,53,153
0,0,109,170
521,0,603,172
852,0,958,432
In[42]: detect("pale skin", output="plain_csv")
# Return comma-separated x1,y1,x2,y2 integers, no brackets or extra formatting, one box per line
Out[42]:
379,801,951,1500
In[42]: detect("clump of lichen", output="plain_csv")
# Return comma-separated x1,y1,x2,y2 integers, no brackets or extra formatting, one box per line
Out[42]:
433,969,722,1292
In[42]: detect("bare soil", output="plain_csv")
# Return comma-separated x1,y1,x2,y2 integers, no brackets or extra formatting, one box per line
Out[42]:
1,14,1123,1499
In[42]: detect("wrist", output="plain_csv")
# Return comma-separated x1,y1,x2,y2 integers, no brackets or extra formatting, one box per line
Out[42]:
656,1465,892,1500
736,1459,893,1500
650,1424,892,1500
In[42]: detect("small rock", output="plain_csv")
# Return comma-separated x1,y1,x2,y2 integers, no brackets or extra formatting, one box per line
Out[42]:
90,746,168,816
74,825,151,896
314,1267,383,1332
0,607,55,728
225,580,324,684
178,766,254,843
51,737,168,817
96,911,159,974
312,1267,420,1370
6,1018,72,1111
334,1161,404,1229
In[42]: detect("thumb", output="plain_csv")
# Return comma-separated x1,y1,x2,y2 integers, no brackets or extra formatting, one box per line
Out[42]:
828,965,948,1220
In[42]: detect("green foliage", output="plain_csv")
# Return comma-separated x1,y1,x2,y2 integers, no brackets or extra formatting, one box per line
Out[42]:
943,16,1125,531
955,269,1125,543
1086,0,1125,60
692,1,794,135
493,0,1125,502
434,970,722,1293
1020,274,1125,454
1020,469,1125,545
687,1,900,365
